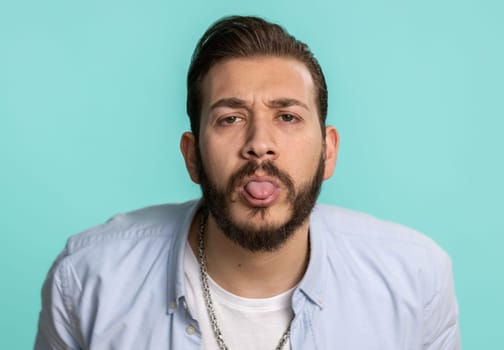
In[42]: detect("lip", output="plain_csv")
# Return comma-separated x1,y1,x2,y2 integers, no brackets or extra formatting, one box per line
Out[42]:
239,175,281,207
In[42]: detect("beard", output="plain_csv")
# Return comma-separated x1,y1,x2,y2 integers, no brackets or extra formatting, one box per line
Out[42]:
197,149,325,252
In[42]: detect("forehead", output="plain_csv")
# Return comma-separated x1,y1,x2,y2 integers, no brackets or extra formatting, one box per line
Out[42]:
200,56,317,109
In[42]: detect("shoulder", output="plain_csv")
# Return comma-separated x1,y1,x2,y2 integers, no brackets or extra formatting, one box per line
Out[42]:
306,205,460,348
51,199,199,291
311,203,453,304
64,200,198,254
311,203,446,257
36,200,199,348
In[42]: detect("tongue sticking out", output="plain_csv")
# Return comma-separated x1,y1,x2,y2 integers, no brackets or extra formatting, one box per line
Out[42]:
244,181,276,200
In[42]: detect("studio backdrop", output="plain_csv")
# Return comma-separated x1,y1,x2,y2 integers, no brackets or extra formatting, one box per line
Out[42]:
1,0,503,348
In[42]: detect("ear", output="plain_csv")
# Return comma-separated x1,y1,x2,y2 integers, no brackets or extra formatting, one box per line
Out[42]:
322,126,339,180
180,132,200,184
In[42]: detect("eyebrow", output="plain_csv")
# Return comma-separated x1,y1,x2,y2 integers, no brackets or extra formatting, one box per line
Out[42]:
210,97,250,111
209,97,309,111
266,98,309,110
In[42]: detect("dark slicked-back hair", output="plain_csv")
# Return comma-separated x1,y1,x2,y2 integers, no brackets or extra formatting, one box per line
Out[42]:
186,15,328,139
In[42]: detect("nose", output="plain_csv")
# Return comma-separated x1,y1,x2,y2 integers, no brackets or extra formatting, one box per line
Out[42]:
240,118,278,161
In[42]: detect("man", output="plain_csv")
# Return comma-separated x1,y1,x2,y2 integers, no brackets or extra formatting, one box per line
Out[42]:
35,16,460,349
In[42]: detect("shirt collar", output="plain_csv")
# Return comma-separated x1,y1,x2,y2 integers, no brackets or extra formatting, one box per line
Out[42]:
166,199,202,313
295,204,328,309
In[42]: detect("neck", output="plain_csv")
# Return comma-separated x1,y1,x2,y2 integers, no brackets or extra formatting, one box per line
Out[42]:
188,210,310,298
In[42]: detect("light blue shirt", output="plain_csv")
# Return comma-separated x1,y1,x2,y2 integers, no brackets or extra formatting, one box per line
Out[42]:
35,200,460,349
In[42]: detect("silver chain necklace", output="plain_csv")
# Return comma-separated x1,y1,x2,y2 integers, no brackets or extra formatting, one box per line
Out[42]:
197,211,292,350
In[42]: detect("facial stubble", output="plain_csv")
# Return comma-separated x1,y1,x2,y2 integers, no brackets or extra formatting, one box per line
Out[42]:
197,148,325,252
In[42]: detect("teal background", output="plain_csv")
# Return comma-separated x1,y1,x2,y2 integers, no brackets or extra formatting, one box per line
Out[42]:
1,0,502,348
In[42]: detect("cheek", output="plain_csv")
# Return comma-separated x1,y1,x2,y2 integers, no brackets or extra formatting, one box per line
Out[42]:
199,139,238,181
285,140,323,180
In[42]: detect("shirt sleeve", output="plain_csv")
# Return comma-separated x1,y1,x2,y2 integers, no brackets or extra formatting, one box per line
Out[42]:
422,248,461,350
34,252,82,350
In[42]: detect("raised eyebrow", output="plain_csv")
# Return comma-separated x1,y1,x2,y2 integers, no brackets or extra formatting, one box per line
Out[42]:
267,98,309,110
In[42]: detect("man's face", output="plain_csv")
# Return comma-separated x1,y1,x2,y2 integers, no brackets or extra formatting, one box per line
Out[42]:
181,56,338,251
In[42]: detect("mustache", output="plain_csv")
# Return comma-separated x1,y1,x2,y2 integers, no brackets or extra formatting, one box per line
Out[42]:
226,161,295,201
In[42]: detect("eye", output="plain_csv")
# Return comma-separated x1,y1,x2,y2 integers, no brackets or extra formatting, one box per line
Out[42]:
278,114,299,123
218,115,242,125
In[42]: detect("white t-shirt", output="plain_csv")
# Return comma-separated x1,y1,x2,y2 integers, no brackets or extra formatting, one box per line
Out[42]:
184,242,294,350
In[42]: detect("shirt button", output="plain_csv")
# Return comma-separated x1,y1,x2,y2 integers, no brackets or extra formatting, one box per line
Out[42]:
186,325,197,335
